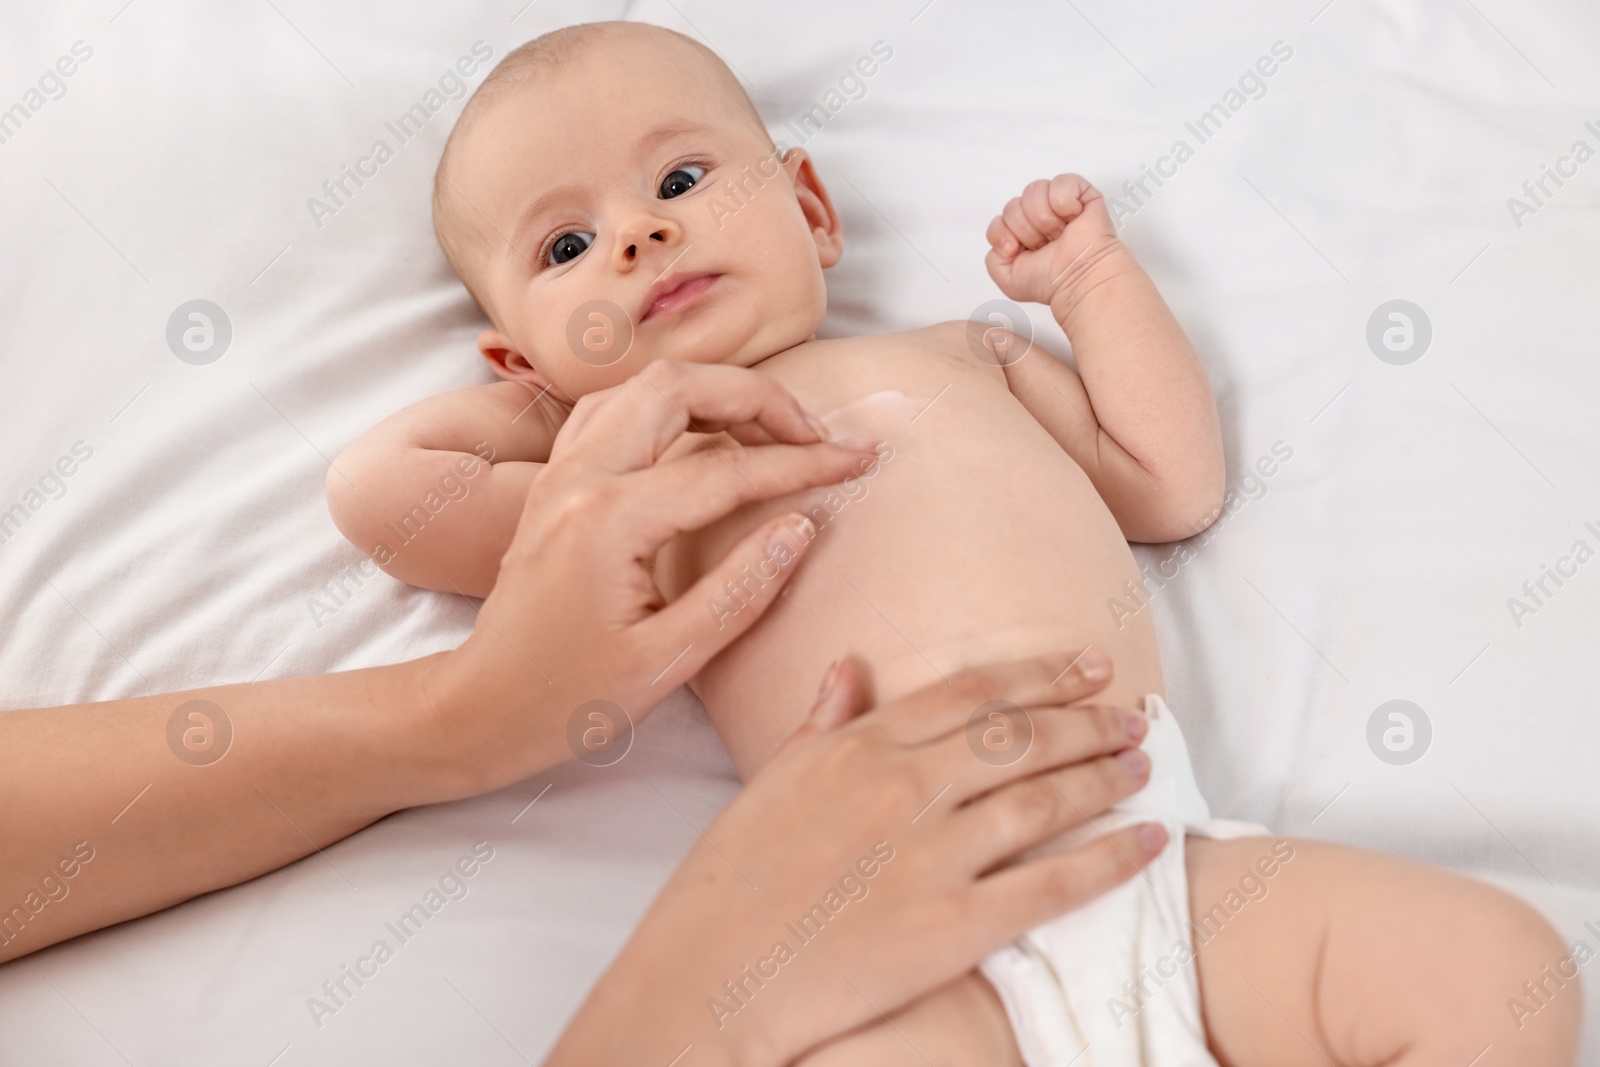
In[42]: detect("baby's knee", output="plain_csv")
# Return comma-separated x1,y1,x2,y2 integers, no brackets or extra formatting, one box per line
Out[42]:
1466,885,1582,1064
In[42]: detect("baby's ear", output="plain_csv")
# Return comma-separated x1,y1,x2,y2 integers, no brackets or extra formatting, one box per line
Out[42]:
784,148,844,268
479,328,552,387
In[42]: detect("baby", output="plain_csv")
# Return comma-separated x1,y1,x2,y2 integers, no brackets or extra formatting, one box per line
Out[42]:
328,21,1578,1067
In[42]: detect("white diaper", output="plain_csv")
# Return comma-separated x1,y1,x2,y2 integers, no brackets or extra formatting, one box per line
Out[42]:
979,695,1267,1067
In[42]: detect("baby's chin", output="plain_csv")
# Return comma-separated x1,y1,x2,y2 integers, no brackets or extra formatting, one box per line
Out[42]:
640,295,820,367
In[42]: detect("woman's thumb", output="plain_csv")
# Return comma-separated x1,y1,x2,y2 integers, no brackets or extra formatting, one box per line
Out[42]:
781,659,867,749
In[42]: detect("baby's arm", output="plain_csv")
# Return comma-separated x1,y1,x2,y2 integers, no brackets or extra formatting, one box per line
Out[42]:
983,174,1224,543
326,381,567,596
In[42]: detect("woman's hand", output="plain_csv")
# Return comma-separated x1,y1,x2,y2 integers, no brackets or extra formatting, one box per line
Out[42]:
547,649,1166,1067
0,361,873,960
424,361,878,793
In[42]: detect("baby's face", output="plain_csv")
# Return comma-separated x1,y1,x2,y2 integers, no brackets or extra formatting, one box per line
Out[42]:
449,29,843,401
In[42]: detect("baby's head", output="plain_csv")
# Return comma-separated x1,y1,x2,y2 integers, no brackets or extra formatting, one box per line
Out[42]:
434,22,843,403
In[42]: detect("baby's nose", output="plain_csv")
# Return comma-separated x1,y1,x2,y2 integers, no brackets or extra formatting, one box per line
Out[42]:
622,230,669,260
613,216,683,270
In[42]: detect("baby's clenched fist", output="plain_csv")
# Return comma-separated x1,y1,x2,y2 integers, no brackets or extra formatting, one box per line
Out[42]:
984,174,1118,307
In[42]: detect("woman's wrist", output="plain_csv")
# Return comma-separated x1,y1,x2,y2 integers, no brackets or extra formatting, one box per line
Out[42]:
408,641,573,803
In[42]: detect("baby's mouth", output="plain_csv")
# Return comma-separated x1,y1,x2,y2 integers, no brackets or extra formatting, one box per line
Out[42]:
641,272,721,323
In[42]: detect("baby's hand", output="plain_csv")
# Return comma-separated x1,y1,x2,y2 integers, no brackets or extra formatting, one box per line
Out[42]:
984,174,1118,307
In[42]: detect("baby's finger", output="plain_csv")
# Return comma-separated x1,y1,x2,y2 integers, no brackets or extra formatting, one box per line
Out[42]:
983,248,1019,294
1001,197,1047,250
1046,173,1093,219
1020,179,1067,241
985,215,1019,257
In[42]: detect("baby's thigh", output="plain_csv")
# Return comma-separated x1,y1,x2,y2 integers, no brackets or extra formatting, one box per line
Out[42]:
1186,836,1579,1067
791,972,1021,1067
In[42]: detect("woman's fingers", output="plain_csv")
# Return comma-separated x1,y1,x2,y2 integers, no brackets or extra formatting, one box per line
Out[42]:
935,699,1145,799
947,748,1151,871
879,649,1112,744
623,439,877,549
633,512,818,693
779,660,871,750
556,362,832,471
548,380,625,459
962,822,1167,950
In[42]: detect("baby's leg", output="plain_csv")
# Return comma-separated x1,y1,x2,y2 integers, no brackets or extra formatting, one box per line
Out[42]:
1188,836,1580,1066
792,972,1021,1067
791,836,1579,1067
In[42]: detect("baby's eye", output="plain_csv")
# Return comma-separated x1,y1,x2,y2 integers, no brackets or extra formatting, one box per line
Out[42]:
548,231,593,265
659,165,707,200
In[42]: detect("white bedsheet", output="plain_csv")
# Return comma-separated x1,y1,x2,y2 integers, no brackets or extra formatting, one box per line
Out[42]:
2,0,1597,1061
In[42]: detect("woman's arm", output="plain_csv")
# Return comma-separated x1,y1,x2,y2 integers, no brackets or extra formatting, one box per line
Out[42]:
1,361,874,962
327,380,569,596
0,659,455,961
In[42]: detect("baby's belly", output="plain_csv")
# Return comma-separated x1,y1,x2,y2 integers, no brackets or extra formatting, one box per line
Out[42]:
659,331,1164,778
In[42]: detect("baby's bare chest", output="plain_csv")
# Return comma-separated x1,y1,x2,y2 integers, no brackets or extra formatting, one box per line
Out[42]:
658,327,1163,769
656,327,1129,599
752,327,1005,428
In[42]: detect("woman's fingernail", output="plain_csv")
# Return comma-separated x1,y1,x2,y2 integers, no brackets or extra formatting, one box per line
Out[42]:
803,410,832,440
835,436,878,452
1137,822,1168,855
816,660,843,700
1077,649,1108,681
776,512,815,555
1117,746,1150,778
1119,707,1148,740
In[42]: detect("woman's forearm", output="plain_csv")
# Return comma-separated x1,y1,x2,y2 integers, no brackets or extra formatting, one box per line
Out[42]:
0,654,462,962
0,364,870,965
